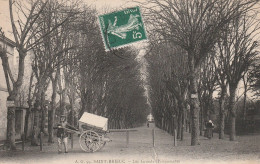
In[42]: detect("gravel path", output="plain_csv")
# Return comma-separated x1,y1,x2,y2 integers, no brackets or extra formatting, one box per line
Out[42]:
0,123,259,164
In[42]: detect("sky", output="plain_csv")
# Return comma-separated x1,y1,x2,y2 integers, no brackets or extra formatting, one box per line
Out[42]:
86,0,134,12
0,0,141,38
0,0,12,38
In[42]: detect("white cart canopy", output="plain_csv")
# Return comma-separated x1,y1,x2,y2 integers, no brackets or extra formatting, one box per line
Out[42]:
79,112,108,131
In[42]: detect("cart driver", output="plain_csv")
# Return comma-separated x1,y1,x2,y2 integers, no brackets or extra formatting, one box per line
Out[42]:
54,115,77,154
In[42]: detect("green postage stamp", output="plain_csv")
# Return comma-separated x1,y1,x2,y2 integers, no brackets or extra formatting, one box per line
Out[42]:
98,6,147,51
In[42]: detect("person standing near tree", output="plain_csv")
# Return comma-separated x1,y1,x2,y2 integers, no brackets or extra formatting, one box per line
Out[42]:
54,115,77,153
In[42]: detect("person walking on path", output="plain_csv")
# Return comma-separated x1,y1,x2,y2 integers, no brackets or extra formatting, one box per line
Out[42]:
54,115,77,153
205,120,214,139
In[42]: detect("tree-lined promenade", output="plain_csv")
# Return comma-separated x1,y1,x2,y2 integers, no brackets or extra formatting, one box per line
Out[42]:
0,0,260,155
0,124,259,163
142,0,260,145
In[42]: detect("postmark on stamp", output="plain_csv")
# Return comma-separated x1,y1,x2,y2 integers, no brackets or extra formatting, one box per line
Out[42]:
98,6,147,51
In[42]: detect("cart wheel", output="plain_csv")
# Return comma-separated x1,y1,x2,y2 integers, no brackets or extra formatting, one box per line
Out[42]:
79,130,101,152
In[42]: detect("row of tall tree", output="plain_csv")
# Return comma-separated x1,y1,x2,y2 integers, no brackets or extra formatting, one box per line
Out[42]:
141,0,260,145
1,0,148,150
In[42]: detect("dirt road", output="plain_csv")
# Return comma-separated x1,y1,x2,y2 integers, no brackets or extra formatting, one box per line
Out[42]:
0,123,259,164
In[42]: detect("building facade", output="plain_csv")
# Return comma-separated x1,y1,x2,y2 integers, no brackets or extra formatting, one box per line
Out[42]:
0,35,16,141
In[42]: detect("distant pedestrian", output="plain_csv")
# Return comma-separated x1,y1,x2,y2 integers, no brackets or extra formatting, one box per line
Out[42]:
205,120,214,139
54,115,77,153
147,121,149,128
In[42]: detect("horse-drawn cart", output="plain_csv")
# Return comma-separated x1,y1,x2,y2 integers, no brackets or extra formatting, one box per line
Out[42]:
67,112,111,152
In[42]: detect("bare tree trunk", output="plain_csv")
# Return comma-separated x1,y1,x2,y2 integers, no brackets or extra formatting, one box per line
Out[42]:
243,90,247,120
181,109,184,140
160,118,162,129
177,110,182,139
48,91,56,143
167,118,170,133
40,90,47,134
181,102,187,140
6,107,16,150
31,83,44,145
186,120,188,132
58,68,65,116
48,69,59,143
61,90,66,116
6,53,26,150
177,100,185,140
188,55,200,146
170,116,173,135
185,109,189,132
219,86,226,139
219,106,225,139
229,85,237,141
24,71,35,140
24,109,30,140
189,113,192,133
172,116,175,135
242,75,247,121
69,89,75,126
79,91,87,118
48,108,55,143
31,101,40,146
200,106,204,136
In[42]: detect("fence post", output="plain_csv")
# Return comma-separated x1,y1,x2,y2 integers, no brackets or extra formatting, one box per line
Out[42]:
126,131,129,147
152,128,155,147
40,132,43,151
